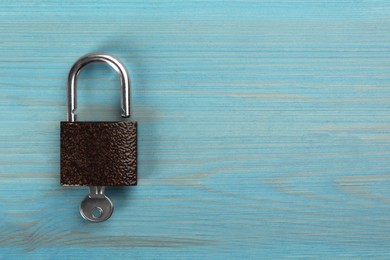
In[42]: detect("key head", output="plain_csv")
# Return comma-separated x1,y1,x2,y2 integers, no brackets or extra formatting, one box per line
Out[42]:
80,195,114,222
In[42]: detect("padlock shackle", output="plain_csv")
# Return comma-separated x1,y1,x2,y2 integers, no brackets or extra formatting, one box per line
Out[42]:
67,53,131,122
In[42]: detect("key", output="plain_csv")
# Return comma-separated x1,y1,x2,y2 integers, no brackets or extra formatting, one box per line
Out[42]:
80,186,114,222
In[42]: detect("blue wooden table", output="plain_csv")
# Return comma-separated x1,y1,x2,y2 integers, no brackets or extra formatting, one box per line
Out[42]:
1,1,390,258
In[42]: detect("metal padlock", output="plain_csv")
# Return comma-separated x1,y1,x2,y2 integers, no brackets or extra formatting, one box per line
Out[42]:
60,53,137,222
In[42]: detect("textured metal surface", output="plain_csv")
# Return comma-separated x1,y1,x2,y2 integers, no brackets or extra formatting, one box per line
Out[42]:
61,121,137,186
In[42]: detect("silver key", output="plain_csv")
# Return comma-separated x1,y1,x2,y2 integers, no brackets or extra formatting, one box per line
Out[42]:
80,186,114,222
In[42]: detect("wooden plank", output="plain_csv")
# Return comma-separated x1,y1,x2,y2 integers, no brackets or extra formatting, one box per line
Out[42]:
0,0,389,258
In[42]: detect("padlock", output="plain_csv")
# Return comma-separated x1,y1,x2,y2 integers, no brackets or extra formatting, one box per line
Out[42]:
60,53,137,222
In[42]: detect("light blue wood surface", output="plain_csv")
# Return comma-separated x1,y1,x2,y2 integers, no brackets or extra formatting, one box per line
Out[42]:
1,1,390,258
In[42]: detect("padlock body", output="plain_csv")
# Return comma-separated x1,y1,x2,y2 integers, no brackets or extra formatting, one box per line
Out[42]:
60,121,137,186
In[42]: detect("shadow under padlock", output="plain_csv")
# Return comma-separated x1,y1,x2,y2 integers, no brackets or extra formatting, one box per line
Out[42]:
60,53,137,223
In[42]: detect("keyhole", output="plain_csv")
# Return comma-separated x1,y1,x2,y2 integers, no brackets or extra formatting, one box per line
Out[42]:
92,207,103,219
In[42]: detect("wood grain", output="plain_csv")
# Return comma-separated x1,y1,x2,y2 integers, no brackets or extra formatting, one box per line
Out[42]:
0,0,390,258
